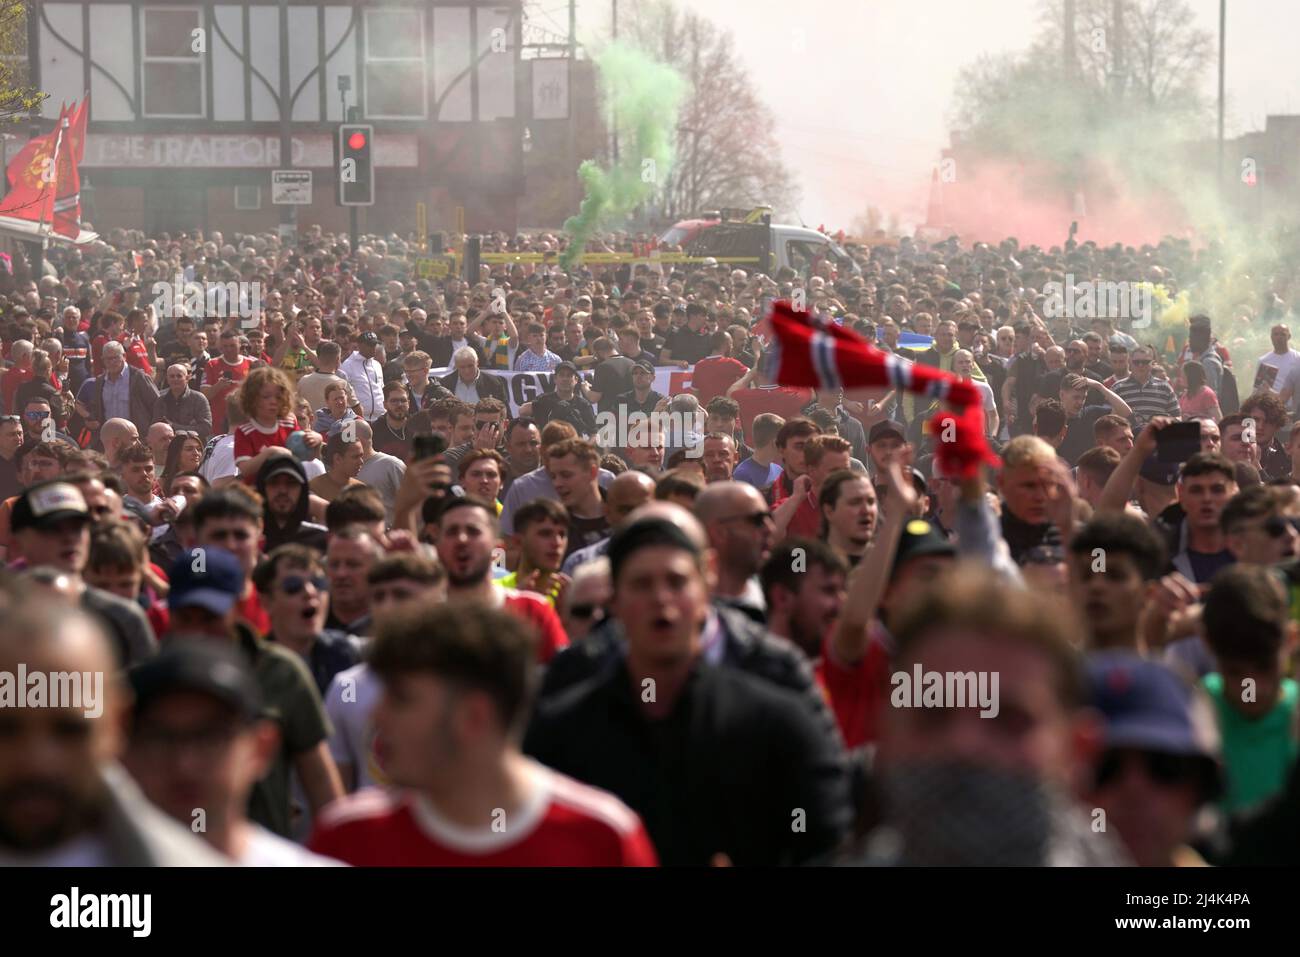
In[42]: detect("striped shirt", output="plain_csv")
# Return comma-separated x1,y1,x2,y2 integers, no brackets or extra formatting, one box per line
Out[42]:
1112,375,1178,427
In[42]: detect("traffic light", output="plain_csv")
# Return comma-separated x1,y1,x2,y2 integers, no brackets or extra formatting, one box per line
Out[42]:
337,124,374,206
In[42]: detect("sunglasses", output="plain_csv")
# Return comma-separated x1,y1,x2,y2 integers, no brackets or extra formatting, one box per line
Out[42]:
1096,748,1202,790
174,430,199,439
1130,359,1152,366
568,603,606,621
22,410,49,420
1262,516,1300,538
279,574,329,595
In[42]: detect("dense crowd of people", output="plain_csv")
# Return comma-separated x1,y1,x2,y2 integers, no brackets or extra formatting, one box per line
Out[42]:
2,221,1300,867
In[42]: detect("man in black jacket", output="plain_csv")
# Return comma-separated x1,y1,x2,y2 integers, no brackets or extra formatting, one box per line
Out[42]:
437,347,509,405
525,507,850,865
256,454,328,553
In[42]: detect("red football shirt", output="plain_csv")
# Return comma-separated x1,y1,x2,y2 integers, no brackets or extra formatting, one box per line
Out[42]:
500,587,569,663
205,355,252,429
234,419,298,465
308,763,658,866
772,491,822,539
690,355,749,405
815,634,890,749
732,386,815,445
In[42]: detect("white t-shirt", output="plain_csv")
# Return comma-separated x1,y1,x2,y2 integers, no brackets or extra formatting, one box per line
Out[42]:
325,663,387,791
1256,349,1300,393
972,378,998,431
357,451,406,525
200,435,236,482
238,825,345,866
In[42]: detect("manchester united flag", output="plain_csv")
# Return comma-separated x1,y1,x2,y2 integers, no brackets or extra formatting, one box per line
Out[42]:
0,97,89,238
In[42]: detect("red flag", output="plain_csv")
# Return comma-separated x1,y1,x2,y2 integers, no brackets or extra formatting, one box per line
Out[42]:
0,103,68,226
51,97,88,238
765,300,999,478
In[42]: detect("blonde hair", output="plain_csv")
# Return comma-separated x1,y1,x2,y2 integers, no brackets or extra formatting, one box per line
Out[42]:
1000,435,1057,470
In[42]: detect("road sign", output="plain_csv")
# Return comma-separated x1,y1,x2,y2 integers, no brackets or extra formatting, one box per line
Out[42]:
271,170,312,205
415,257,455,279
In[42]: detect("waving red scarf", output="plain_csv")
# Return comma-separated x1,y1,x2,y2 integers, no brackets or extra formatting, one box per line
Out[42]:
764,301,999,478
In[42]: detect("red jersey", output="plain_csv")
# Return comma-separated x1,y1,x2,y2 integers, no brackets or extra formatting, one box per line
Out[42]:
205,355,252,429
500,587,569,663
814,634,890,749
772,491,822,538
125,336,154,376
236,588,271,636
234,418,297,466
732,386,815,445
308,764,658,866
1,366,33,413
690,355,749,405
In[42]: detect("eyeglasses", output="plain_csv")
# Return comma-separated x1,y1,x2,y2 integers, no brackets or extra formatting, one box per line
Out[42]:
568,603,606,621
279,574,329,595
1096,748,1202,790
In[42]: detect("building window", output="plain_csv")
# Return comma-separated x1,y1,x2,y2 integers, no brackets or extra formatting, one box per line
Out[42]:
234,186,261,210
141,7,204,118
364,8,426,119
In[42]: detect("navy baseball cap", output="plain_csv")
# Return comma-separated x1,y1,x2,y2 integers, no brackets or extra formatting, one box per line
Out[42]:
1088,651,1220,760
168,546,244,616
1139,452,1181,486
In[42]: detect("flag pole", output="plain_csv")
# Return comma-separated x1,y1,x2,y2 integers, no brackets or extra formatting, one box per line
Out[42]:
37,113,71,248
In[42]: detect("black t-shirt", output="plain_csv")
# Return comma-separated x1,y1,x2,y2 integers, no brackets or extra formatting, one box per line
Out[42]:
532,390,598,436
593,357,635,414
613,389,664,420
370,416,413,460
1058,404,1111,465
566,512,611,558
663,327,711,364
1187,548,1235,584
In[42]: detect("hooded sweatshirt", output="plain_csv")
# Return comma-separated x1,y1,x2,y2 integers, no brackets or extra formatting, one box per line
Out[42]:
256,455,328,553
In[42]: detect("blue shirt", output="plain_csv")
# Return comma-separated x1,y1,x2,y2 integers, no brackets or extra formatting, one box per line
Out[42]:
78,368,131,422
733,457,783,492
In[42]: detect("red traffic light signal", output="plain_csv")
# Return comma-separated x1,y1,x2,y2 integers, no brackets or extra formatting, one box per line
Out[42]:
348,131,367,151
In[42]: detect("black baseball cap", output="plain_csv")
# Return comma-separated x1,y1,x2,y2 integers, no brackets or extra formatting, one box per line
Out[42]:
359,331,380,345
555,360,579,375
129,639,263,723
869,420,906,445
633,357,655,373
891,518,956,576
11,481,90,533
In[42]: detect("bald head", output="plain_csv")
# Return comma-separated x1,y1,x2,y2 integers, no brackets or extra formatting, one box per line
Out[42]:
693,480,768,527
605,469,656,526
0,601,123,852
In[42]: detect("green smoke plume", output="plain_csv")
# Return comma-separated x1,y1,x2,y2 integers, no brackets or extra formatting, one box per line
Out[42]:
562,42,685,270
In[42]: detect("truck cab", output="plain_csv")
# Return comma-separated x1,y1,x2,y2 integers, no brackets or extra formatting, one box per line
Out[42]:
669,208,860,278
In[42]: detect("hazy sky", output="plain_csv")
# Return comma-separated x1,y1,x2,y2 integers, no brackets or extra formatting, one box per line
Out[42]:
568,0,1300,228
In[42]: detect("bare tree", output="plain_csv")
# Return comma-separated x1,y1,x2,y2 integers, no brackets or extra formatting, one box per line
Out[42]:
621,0,798,221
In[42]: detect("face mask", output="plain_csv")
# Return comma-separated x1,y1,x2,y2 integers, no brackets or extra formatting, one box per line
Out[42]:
874,761,1053,866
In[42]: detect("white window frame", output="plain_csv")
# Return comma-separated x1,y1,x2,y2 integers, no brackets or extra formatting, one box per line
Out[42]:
363,7,427,120
140,5,206,119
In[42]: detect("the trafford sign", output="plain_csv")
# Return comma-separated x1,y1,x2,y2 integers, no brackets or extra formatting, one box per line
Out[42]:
82,134,418,169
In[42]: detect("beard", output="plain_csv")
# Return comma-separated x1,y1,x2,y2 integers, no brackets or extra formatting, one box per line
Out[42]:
0,777,104,853
445,554,494,588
